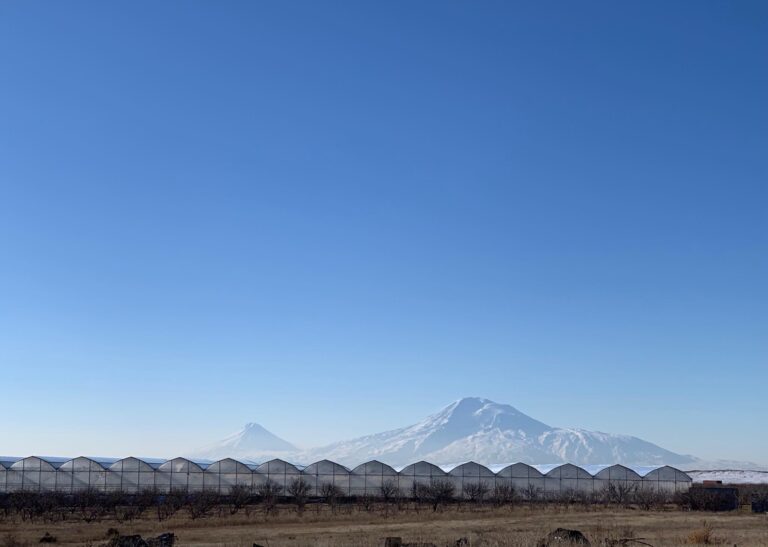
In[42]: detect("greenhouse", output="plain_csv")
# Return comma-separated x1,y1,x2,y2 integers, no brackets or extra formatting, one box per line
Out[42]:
0,456,692,496
349,460,399,496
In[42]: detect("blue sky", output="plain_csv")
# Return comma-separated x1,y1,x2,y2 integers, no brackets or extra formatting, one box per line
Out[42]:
1,1,766,463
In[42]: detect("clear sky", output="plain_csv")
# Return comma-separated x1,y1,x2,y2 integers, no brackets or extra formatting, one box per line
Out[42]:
1,1,766,463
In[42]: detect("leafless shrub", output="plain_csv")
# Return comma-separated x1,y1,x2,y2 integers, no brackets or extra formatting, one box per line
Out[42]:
135,488,159,513
522,483,542,503
187,490,218,520
633,487,667,510
106,491,143,523
357,493,375,512
379,480,399,502
492,483,517,507
427,479,455,512
603,481,638,507
463,481,490,504
380,479,401,514
256,479,283,515
227,484,252,515
9,492,42,522
319,482,344,511
114,503,142,523
676,487,736,512
410,482,430,506
551,488,589,507
287,478,311,512
156,489,186,521
72,488,107,522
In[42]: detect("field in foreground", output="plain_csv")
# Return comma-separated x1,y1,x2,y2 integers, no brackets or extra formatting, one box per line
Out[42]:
2,504,768,547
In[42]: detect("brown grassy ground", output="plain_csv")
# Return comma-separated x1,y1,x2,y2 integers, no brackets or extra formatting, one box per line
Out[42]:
2,504,767,546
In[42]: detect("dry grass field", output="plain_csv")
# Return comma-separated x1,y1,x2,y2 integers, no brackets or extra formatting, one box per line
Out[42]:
2,503,768,547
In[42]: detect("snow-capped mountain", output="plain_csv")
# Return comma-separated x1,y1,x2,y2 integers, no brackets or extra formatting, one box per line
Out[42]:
187,422,297,462
297,397,696,468
190,397,700,468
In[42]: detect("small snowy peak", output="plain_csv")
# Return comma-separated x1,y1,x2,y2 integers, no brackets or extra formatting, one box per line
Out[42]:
189,397,755,470
188,422,297,461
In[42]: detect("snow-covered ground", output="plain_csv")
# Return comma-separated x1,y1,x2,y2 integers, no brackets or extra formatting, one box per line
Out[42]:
687,469,768,484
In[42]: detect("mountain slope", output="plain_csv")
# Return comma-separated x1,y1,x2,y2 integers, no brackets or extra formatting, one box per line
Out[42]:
188,422,297,462
297,397,697,468
190,397,701,468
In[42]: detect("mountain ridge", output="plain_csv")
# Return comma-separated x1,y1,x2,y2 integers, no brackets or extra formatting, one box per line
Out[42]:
294,397,695,468
189,397,731,469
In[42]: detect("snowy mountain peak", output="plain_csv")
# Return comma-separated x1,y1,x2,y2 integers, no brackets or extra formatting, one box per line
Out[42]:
191,397,700,469
435,397,552,431
188,422,296,461
242,422,273,434
296,397,696,468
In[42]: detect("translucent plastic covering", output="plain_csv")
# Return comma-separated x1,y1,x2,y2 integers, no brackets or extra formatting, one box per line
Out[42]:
0,456,693,495
593,464,643,481
350,460,399,496
398,461,448,494
7,457,56,491
204,458,253,491
495,462,545,492
302,460,351,495
108,458,156,492
57,458,108,492
157,458,205,493
254,459,302,492
543,464,595,494
641,465,692,492
448,462,496,498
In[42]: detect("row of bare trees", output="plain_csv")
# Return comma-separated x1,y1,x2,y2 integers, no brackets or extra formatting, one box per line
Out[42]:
0,480,698,523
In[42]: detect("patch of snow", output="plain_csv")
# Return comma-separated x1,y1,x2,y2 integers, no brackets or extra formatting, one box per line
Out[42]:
687,470,768,484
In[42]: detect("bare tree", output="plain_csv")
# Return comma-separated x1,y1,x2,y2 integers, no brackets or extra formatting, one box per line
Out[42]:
156,488,186,522
522,483,542,503
380,479,400,503
287,478,311,512
379,479,401,514
357,493,375,512
319,483,344,512
492,483,517,507
187,490,218,520
463,481,491,505
228,484,252,515
256,480,283,515
411,482,430,507
603,481,638,507
634,486,666,511
73,488,107,523
135,488,159,515
427,480,455,512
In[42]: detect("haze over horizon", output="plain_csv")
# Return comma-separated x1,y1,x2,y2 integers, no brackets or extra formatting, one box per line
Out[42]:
187,396,741,470
1,1,766,463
